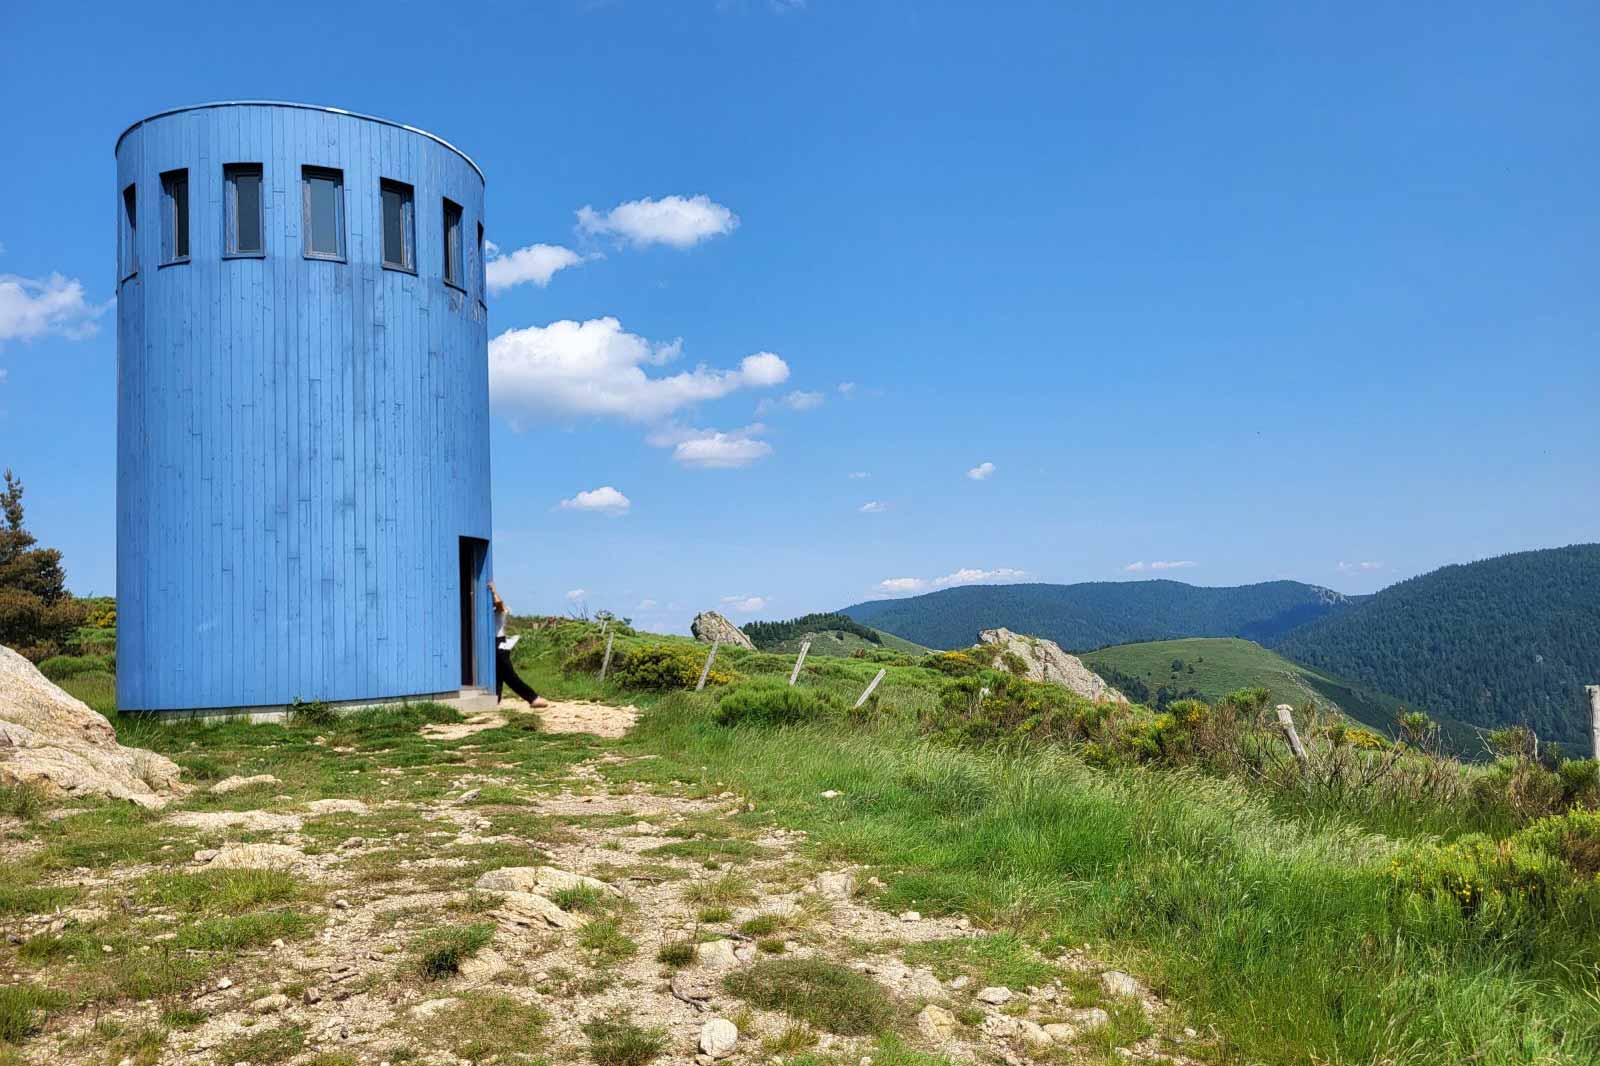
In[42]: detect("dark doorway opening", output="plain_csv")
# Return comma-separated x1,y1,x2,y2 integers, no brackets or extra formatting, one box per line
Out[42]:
459,536,488,687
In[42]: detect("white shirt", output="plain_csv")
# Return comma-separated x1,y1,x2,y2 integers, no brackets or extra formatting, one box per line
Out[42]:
495,607,508,640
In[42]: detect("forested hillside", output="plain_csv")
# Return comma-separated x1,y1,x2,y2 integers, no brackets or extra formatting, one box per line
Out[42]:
1277,545,1600,748
842,579,1354,651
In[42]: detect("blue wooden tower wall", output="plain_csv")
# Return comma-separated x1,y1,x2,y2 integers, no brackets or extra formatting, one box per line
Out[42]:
114,102,494,714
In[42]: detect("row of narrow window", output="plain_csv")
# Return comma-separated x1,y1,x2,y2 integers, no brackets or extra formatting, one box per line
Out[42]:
118,165,485,299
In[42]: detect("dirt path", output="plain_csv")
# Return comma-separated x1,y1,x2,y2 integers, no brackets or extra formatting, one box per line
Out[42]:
8,701,1206,1065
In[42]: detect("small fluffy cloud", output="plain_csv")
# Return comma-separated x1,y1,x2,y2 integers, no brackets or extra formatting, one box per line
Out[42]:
756,389,823,414
874,567,1025,596
0,273,107,343
859,501,886,513
485,243,591,294
1337,560,1385,574
837,381,857,395
848,471,871,479
489,317,788,424
558,486,631,515
721,594,767,613
637,598,658,610
670,426,773,468
1125,560,1197,573
576,194,739,249
565,588,588,602
966,462,996,481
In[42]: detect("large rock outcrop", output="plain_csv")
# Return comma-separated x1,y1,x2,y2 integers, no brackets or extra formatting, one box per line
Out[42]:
0,645,186,809
977,628,1128,703
690,612,756,651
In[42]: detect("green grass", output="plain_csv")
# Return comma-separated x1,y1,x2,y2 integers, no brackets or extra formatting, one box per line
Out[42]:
901,933,1056,990
576,918,637,963
429,994,548,1062
614,693,1600,1066
724,958,894,1035
582,1015,667,1066
411,923,495,979
215,1024,306,1065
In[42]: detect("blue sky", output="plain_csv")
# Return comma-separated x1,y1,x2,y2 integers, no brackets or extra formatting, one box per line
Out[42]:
2,0,1596,633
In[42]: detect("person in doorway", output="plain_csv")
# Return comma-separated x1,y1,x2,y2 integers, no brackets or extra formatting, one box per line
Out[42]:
489,581,550,709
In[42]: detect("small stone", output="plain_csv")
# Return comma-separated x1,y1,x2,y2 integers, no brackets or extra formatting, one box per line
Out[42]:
1066,1007,1110,1029
976,985,1012,1005
1100,970,1148,999
1042,1023,1078,1042
211,773,281,794
1183,1027,1198,1038
810,870,857,900
101,944,114,953
459,788,481,802
899,910,921,922
695,939,741,970
1016,1019,1053,1047
699,1017,738,1058
303,988,323,1004
915,1004,958,1042
216,977,233,990
820,790,841,799
251,993,290,1013
948,975,971,990
334,898,350,910
270,938,285,949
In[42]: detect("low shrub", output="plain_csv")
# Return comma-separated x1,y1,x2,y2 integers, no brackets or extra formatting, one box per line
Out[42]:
611,644,733,691
36,654,115,682
582,1014,667,1066
412,923,494,979
715,679,841,728
922,651,981,677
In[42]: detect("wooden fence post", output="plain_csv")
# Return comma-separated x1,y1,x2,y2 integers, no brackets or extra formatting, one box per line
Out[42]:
1587,685,1600,762
598,632,615,682
695,640,721,692
853,669,887,709
1276,704,1309,770
789,640,811,686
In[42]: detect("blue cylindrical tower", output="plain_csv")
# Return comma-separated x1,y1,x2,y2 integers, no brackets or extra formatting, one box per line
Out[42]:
115,102,494,715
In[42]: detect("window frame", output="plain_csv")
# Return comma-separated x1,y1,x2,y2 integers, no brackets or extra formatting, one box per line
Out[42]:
441,197,464,291
223,163,266,259
301,165,347,262
476,221,487,307
379,178,417,274
119,183,138,281
159,169,190,266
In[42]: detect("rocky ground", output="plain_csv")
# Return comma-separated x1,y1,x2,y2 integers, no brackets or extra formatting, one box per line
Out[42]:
2,697,1212,1065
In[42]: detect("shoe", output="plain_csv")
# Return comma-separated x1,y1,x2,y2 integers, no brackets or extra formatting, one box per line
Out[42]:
528,697,551,709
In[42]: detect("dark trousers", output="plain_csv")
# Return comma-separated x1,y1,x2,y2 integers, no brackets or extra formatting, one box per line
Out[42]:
495,646,539,703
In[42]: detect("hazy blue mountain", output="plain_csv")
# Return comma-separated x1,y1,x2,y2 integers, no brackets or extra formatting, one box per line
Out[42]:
841,579,1354,652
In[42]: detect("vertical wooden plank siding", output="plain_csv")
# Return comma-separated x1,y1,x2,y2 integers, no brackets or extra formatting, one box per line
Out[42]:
115,103,493,713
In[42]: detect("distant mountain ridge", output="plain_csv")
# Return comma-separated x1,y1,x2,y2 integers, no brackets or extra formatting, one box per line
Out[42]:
841,579,1355,652
1276,544,1600,748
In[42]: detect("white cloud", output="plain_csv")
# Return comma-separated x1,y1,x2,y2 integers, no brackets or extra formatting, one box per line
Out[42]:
757,389,823,414
1124,562,1146,572
0,368,8,385
0,273,107,343
837,381,857,395
859,501,886,513
874,567,1025,596
1127,560,1196,572
721,594,767,613
1337,560,1385,574
485,243,591,294
652,423,773,468
637,598,658,610
966,462,996,481
489,317,788,424
558,486,631,515
565,588,588,602
576,194,739,249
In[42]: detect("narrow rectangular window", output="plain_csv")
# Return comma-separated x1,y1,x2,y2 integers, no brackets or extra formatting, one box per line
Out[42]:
302,166,345,260
119,183,138,279
160,169,189,264
477,221,487,304
225,164,264,256
380,179,415,271
442,198,463,289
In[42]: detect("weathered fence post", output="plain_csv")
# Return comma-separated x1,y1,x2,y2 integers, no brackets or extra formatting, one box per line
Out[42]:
853,669,887,709
788,640,812,686
1276,704,1310,771
1587,685,1600,762
598,632,615,682
695,639,721,692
